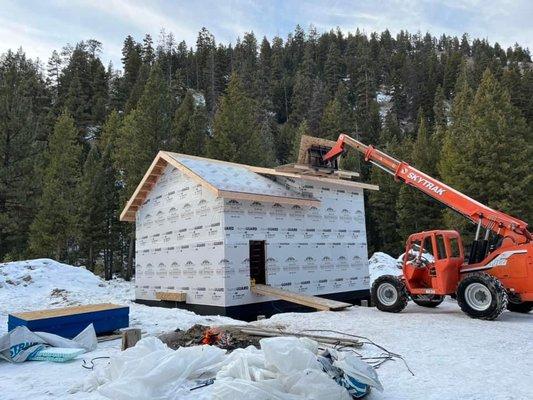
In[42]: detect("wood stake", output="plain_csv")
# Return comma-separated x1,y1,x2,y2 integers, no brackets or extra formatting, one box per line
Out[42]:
121,328,142,351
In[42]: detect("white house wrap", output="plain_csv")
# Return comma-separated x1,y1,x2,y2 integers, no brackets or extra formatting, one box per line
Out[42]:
121,151,378,319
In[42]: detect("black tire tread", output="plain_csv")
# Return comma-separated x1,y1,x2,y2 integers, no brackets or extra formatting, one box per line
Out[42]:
371,275,409,313
456,273,507,321
412,294,445,308
507,301,533,313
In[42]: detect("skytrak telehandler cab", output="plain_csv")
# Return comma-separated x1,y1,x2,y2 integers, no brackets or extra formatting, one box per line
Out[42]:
322,134,533,320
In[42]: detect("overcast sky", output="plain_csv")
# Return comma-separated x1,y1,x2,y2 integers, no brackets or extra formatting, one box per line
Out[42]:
1,0,532,68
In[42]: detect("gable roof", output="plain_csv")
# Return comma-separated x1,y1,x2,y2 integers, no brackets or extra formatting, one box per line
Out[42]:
120,151,378,222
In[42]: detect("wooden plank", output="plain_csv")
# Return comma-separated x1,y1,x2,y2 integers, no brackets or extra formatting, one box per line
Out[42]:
217,190,320,207
251,284,351,311
11,303,125,320
276,163,360,179
120,153,168,221
253,168,378,191
160,152,220,196
155,291,187,302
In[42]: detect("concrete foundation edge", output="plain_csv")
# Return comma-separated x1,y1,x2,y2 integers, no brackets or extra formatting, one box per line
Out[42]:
135,289,370,321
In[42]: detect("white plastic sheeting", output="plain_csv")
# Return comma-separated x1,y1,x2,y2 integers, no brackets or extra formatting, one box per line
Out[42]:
78,336,382,400
77,337,226,400
212,337,352,400
0,324,97,362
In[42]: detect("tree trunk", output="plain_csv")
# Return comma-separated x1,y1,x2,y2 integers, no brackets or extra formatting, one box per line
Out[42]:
109,248,114,281
88,245,94,272
125,233,134,281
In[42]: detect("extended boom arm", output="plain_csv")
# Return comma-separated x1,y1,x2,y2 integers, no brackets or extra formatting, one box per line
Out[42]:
324,134,531,244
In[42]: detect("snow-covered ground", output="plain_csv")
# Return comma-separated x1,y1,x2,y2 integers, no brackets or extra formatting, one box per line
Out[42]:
0,258,532,400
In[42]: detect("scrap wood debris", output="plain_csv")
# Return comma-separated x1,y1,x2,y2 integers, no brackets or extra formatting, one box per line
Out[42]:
157,324,262,350
158,324,412,374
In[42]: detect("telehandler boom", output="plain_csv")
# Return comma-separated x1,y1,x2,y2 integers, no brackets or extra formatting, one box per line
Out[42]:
323,133,533,320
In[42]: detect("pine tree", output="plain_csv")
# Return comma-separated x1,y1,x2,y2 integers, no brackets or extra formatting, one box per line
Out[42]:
208,73,274,165
319,83,354,140
100,143,120,280
47,50,62,101
100,110,123,150
115,64,172,200
275,122,296,165
170,91,194,152
368,112,404,254
99,113,122,279
121,35,142,102
58,41,108,135
78,145,106,271
396,111,443,239
438,66,475,233
29,112,81,261
233,32,259,99
290,69,313,127
142,34,155,65
290,119,309,162
171,91,208,156
433,84,447,130
270,36,289,122
256,105,277,166
195,28,218,116
324,41,342,96
307,78,327,135
0,50,50,260
440,69,531,236
124,63,150,113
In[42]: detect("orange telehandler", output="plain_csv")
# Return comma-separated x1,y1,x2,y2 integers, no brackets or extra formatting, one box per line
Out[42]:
322,133,533,320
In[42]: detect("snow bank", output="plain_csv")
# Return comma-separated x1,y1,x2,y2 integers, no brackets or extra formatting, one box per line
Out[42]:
368,252,401,284
0,259,132,312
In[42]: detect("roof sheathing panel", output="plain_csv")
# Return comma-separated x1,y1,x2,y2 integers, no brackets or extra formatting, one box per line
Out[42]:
168,153,314,201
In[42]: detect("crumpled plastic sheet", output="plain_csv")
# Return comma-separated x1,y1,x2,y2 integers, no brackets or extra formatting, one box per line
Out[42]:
75,334,381,400
0,324,97,362
75,336,227,400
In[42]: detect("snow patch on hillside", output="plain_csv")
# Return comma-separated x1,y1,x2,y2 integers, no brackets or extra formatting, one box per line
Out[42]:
376,88,393,118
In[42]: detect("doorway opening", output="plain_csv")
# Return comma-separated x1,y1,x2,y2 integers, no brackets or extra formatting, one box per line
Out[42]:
249,240,266,285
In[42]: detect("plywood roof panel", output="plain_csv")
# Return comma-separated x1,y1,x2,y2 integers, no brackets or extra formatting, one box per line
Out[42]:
120,149,378,222
168,153,310,201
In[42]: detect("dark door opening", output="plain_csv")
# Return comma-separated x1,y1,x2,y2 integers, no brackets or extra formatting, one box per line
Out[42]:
249,240,266,285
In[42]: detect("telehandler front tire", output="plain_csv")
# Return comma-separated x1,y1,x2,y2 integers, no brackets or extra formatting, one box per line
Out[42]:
456,273,507,320
371,275,408,313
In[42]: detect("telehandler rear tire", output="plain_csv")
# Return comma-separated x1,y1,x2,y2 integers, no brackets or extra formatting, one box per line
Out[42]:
456,273,507,320
412,294,444,308
371,275,408,313
507,301,533,313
